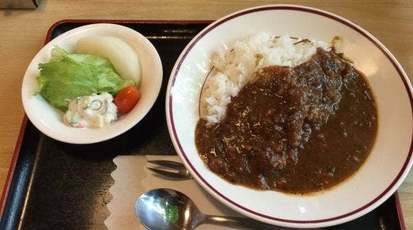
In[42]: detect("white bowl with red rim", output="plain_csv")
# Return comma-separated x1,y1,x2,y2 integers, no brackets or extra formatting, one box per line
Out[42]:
166,4,413,228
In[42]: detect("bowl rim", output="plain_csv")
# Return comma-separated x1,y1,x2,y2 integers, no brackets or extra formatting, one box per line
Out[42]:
166,4,413,228
21,23,163,144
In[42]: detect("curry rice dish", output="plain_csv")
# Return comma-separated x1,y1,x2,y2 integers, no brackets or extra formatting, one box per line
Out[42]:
195,37,377,194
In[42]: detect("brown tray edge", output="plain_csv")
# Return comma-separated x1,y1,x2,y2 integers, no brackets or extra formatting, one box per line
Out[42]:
0,116,29,219
394,192,407,230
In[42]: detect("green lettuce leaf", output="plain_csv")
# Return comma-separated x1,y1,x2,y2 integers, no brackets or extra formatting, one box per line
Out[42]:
36,46,134,111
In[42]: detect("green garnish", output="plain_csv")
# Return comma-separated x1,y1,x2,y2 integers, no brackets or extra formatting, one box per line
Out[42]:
36,46,133,111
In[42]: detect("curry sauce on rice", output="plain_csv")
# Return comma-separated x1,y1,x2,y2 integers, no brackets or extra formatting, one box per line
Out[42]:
195,33,377,194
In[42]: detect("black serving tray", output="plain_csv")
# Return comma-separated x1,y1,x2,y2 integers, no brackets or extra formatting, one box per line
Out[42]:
0,20,406,230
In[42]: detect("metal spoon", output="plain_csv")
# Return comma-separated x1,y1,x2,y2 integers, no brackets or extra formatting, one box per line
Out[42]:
135,188,291,230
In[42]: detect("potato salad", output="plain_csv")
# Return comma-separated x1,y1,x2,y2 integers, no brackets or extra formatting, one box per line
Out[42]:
36,36,142,128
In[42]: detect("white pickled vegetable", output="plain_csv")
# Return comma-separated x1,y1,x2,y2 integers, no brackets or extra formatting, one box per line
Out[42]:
74,36,142,87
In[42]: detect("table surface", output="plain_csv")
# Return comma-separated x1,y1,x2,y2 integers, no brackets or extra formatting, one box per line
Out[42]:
0,0,412,228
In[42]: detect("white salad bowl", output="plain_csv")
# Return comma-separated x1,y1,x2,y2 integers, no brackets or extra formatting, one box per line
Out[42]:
166,5,413,228
22,23,163,144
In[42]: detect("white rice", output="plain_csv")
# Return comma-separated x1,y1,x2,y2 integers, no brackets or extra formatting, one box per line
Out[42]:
200,33,330,124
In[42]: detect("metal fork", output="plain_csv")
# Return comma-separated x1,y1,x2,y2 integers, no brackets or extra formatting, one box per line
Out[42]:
147,160,193,180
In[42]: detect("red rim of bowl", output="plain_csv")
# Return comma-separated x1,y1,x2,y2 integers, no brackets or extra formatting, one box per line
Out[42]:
166,4,413,227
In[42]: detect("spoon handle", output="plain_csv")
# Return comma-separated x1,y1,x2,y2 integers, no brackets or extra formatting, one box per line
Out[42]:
205,215,291,230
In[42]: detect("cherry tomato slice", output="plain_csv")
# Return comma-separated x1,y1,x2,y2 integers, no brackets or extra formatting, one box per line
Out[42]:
114,85,141,114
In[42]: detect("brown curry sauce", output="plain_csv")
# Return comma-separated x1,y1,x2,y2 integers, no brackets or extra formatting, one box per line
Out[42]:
195,48,377,194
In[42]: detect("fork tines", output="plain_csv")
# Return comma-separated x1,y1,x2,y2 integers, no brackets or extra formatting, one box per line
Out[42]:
147,160,192,180
148,160,184,169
